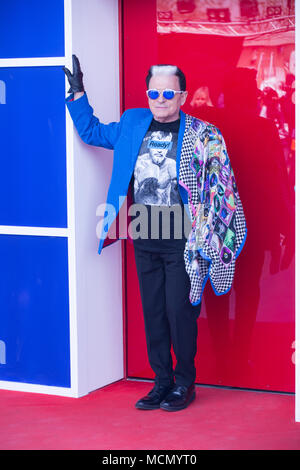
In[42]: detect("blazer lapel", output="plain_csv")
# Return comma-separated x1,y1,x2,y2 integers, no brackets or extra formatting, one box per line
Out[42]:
131,111,153,166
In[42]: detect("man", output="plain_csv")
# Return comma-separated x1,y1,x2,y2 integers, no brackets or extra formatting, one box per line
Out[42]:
63,56,246,412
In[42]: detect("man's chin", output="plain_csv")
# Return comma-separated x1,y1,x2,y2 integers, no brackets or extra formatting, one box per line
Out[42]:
153,111,167,119
153,113,174,123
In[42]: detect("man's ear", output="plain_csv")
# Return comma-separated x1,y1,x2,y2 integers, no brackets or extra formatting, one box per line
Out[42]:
181,91,188,106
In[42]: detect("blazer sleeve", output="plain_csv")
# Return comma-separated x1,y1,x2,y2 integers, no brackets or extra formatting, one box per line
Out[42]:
65,92,123,149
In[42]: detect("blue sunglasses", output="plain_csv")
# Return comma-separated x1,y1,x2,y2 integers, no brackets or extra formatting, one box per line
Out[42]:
146,88,185,100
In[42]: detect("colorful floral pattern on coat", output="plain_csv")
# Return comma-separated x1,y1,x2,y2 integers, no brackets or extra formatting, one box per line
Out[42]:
188,124,240,272
178,115,247,305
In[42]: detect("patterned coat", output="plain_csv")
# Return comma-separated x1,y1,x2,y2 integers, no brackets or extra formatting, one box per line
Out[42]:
179,115,247,305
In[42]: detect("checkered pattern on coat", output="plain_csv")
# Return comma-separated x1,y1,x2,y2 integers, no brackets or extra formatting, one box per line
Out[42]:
179,115,247,305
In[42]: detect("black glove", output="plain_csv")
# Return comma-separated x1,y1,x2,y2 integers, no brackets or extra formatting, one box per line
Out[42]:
62,54,84,93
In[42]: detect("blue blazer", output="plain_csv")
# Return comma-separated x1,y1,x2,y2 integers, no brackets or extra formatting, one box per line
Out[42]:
66,92,189,254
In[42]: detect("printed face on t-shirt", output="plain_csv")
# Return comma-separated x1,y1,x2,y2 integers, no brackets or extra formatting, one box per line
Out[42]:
148,131,173,165
133,125,180,206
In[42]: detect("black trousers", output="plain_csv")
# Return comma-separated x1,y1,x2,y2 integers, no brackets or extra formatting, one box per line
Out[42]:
133,244,202,388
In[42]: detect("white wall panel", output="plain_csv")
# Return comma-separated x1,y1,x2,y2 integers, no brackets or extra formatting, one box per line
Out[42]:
70,0,123,396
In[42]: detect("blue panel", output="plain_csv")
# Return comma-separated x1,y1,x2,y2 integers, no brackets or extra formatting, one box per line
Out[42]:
0,0,64,58
0,234,70,387
0,67,67,228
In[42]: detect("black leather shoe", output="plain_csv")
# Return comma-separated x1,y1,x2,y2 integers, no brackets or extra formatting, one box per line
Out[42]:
135,383,174,410
160,384,196,411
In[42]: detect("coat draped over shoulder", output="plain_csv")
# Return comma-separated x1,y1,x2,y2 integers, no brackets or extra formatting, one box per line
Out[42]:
179,115,247,305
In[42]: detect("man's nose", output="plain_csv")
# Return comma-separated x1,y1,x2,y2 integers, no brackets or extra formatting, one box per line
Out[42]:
157,92,166,103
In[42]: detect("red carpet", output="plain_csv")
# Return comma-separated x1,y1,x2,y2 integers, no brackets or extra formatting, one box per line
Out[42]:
0,379,299,450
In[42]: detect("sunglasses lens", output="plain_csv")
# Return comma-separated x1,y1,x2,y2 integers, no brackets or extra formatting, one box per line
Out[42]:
163,89,175,100
147,89,159,100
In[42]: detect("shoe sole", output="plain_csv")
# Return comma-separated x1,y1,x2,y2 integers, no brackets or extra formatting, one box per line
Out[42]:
160,391,196,412
135,403,161,410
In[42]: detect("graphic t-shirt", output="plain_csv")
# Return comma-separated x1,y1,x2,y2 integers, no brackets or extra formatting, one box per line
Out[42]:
130,118,188,252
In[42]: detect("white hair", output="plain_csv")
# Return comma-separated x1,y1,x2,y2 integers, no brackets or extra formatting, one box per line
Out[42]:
150,65,178,77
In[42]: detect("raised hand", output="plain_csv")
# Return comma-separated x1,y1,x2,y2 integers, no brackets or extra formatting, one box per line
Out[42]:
62,54,84,93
